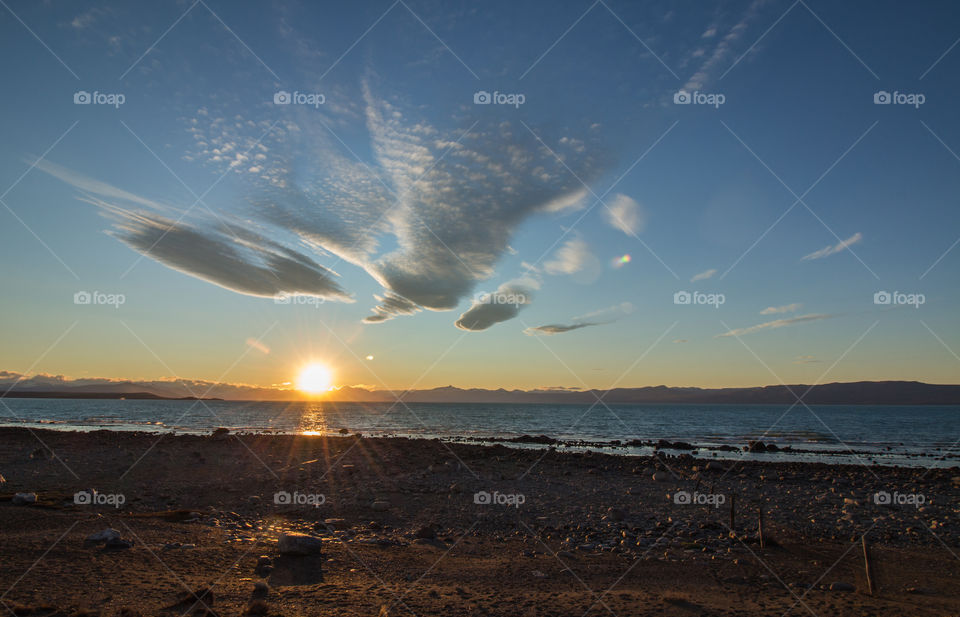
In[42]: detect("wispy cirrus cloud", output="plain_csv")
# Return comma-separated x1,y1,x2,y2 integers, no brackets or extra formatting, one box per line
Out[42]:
544,236,592,275
801,232,862,261
690,268,716,282
759,303,801,315
524,302,633,336
602,194,645,236
716,313,835,338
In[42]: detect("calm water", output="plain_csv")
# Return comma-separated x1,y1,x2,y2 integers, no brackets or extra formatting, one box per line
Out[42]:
2,399,958,467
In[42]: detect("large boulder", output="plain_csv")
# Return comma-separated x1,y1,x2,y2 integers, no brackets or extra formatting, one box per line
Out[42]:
278,533,323,556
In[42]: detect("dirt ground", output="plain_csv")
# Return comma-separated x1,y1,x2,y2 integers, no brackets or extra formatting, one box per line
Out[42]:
1,428,957,616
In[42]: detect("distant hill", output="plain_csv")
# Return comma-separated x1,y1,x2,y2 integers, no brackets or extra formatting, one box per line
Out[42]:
2,379,960,405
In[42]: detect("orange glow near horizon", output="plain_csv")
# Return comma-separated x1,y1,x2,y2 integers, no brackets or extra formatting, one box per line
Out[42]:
296,363,334,395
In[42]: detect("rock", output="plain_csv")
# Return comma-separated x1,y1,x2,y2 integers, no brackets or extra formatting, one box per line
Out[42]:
705,462,725,471
828,582,855,592
105,537,133,550
211,427,230,440
86,528,121,543
278,533,323,556
252,581,270,598
414,526,436,540
607,507,625,522
12,492,36,505
371,501,390,512
652,472,669,482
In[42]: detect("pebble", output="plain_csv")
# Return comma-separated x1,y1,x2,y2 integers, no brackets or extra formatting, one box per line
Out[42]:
12,492,36,505
828,582,855,592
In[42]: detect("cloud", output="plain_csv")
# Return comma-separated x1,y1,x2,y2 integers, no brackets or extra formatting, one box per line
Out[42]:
455,278,538,332
690,268,716,282
794,355,822,364
101,202,352,301
715,313,835,338
759,303,801,315
524,302,633,336
801,232,862,261
673,339,688,344
41,82,608,329
602,194,644,236
544,236,592,275
682,0,766,91
524,323,596,335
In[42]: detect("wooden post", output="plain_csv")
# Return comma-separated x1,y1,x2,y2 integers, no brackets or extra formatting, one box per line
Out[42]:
729,494,735,532
862,535,874,595
757,506,764,549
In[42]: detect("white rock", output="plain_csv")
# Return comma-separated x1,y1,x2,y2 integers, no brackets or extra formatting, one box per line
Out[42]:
278,533,323,556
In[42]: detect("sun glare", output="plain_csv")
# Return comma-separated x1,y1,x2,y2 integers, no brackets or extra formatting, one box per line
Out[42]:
296,363,333,394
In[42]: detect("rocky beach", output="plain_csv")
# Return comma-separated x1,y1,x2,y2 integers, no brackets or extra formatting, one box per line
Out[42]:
1,427,958,616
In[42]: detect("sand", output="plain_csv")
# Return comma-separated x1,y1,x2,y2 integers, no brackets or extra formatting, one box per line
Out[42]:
0,427,958,616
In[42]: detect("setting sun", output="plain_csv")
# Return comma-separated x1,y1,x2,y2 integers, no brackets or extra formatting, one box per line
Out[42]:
296,363,333,394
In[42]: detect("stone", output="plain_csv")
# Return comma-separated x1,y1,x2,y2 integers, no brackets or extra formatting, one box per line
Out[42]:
371,501,390,512
607,507,625,522
105,537,133,550
652,472,669,482
12,492,36,505
414,526,436,540
278,533,323,556
86,528,122,543
828,582,855,592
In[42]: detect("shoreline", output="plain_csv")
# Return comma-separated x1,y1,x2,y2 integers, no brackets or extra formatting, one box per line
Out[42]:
3,423,958,469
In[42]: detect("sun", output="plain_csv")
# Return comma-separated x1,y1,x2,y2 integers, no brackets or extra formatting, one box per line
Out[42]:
296,363,333,394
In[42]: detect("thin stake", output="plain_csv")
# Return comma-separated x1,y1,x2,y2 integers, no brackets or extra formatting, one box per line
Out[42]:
729,493,736,531
862,535,875,595
757,506,765,549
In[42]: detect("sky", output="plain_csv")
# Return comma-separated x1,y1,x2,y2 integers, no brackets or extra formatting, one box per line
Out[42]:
1,0,959,393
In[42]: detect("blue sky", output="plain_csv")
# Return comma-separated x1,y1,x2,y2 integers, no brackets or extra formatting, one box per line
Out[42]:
1,0,959,391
